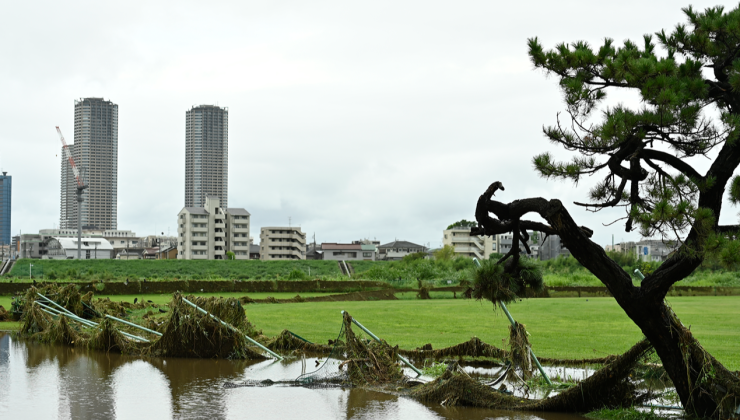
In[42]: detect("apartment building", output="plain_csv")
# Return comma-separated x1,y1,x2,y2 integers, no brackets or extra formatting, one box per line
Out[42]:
260,227,306,260
443,228,498,259
538,235,571,261
0,172,11,249
177,196,250,260
60,98,119,230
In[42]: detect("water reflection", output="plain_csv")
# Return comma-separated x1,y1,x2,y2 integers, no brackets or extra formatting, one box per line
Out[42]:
0,333,588,420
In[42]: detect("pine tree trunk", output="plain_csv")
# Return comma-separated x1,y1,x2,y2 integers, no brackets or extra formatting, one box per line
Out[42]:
617,294,740,418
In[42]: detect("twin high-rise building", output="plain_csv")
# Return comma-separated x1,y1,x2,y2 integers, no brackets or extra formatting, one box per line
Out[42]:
60,98,119,230
59,101,229,233
184,105,229,208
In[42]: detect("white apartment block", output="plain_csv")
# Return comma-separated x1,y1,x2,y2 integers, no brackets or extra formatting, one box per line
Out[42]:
260,227,306,260
443,228,498,259
177,196,251,260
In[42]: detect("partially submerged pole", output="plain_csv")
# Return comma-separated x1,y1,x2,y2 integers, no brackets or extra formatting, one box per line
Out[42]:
181,296,282,360
473,258,552,385
34,300,150,342
340,310,422,376
105,314,163,336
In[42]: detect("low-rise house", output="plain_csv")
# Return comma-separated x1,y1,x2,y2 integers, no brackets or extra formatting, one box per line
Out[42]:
142,248,159,259
117,248,145,260
45,237,113,259
321,243,363,260
378,240,426,261
634,240,677,262
249,244,261,260
306,243,323,260
156,246,178,260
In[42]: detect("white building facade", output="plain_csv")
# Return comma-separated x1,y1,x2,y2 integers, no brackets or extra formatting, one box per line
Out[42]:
177,196,251,260
443,228,498,259
45,237,113,259
260,227,306,260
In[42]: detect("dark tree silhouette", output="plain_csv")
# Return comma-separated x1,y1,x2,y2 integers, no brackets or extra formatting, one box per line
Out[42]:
473,5,740,417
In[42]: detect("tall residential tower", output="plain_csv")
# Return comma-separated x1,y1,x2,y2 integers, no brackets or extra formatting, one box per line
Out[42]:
0,171,11,248
185,105,228,208
60,98,118,230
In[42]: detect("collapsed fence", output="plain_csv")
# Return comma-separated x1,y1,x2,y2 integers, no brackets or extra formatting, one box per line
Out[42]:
15,284,740,416
17,285,272,360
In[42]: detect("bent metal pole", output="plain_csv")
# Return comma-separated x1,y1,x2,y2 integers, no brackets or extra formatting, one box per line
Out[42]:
181,296,282,360
340,310,422,376
473,258,552,385
34,301,150,343
105,314,163,337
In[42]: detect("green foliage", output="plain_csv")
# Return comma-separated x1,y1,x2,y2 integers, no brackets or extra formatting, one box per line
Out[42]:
433,245,455,261
286,269,309,280
226,251,235,260
7,259,344,281
352,256,475,286
446,219,477,230
473,257,544,307
422,362,448,377
402,252,427,263
488,252,504,261
587,408,665,420
730,175,740,205
528,5,740,240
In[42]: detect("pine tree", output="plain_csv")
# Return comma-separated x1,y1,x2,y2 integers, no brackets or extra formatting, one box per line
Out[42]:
475,5,740,417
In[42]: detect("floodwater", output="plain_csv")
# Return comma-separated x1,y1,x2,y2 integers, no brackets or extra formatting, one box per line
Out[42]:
0,332,589,420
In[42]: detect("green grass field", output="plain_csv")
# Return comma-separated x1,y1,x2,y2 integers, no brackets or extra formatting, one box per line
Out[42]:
2,293,738,369
244,296,740,370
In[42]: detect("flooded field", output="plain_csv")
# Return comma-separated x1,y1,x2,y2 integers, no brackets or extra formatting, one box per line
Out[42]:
0,332,593,420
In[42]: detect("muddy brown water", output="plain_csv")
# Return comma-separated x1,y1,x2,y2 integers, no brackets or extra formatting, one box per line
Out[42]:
0,332,590,420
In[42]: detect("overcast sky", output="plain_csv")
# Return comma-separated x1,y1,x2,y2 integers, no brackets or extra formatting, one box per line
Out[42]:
1,0,738,248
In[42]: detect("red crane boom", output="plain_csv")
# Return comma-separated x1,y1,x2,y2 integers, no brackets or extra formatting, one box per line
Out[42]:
56,126,84,187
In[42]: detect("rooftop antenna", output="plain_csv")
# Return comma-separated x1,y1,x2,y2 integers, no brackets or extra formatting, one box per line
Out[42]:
289,216,292,227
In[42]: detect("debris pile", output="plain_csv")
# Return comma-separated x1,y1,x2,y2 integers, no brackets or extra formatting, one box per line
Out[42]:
411,339,654,412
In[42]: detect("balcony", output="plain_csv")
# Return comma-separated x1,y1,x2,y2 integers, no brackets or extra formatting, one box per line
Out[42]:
214,249,225,256
191,226,208,232
214,231,225,237
452,246,483,259
215,222,225,229
192,244,207,250
263,233,305,244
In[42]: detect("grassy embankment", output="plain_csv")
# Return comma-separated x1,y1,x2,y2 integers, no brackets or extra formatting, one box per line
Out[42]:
3,293,737,370
6,255,740,288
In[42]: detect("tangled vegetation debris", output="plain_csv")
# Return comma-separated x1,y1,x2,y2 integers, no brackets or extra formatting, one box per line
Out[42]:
399,336,507,362
411,339,654,412
17,285,265,360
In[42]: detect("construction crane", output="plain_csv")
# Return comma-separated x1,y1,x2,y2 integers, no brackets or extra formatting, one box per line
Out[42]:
56,126,87,260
